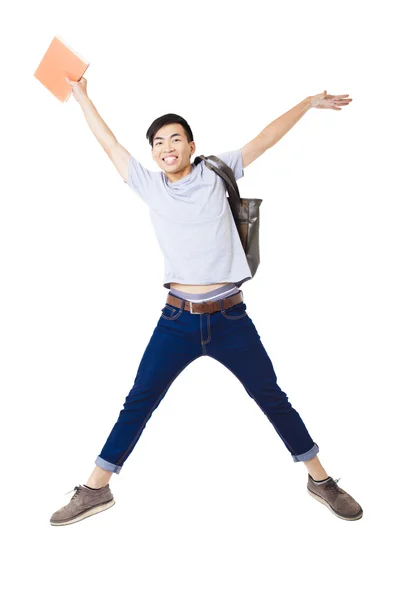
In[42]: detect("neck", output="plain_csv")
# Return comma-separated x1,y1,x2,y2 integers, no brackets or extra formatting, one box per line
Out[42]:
165,163,192,183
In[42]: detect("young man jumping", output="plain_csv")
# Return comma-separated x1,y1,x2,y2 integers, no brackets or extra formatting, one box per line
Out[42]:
50,77,362,525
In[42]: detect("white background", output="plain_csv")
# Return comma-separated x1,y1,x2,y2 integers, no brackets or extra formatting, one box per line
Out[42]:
1,0,399,598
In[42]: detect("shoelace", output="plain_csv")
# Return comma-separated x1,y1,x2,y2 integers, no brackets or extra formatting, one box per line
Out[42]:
323,477,342,498
64,485,82,499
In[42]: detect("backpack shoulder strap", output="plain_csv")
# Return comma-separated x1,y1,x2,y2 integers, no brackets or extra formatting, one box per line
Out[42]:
194,155,241,205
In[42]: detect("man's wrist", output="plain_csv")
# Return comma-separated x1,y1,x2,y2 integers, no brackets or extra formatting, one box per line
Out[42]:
305,96,313,109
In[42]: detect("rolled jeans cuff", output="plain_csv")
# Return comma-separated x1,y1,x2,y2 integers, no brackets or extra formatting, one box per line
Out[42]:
292,443,319,463
95,456,122,474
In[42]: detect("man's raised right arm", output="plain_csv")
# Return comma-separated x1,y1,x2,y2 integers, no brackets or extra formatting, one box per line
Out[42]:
66,76,130,183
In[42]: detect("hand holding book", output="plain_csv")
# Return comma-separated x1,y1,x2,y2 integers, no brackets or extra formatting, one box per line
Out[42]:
65,76,88,103
35,36,117,151
34,36,89,102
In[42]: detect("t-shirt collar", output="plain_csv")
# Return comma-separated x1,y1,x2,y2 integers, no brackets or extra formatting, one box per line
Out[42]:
162,163,194,186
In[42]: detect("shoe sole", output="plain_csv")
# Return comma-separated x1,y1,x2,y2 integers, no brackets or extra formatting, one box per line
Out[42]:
50,499,115,526
307,489,363,521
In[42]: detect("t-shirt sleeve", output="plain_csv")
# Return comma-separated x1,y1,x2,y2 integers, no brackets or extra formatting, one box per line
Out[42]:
213,149,244,181
124,155,156,205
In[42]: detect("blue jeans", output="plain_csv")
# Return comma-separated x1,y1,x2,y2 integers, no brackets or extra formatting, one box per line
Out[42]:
96,294,319,474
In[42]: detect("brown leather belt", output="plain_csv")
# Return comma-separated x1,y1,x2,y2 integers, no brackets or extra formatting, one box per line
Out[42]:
166,290,244,314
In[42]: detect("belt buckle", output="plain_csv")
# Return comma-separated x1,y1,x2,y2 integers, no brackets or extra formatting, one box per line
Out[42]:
189,301,201,314
189,300,207,314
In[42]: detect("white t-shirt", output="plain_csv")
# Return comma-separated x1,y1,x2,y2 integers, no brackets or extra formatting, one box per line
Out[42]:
125,149,252,289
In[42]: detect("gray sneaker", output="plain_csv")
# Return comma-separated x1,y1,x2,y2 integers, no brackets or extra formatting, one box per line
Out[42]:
50,484,115,526
307,474,363,520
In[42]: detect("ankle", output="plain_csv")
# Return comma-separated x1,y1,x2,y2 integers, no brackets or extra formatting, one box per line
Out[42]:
85,480,110,489
86,466,113,489
85,476,112,488
306,466,329,481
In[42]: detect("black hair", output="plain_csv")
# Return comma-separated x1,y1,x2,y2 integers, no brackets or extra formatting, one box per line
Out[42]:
146,113,194,147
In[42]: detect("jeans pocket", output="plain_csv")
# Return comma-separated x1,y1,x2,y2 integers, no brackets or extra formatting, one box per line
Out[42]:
221,301,248,320
160,303,184,320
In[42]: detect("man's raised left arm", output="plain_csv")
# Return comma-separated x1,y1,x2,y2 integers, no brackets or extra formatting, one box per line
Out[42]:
241,91,352,169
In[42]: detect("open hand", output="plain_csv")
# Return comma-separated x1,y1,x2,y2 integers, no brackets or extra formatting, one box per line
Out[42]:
310,91,352,110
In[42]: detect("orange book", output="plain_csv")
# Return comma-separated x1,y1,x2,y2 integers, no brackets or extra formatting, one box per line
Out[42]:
34,35,90,102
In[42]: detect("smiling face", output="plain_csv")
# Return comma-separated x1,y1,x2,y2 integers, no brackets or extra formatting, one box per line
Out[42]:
151,122,196,183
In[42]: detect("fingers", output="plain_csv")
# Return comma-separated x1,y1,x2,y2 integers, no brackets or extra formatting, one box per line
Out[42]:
65,76,84,85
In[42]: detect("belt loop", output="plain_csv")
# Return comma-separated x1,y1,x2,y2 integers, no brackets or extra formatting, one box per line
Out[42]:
219,298,224,312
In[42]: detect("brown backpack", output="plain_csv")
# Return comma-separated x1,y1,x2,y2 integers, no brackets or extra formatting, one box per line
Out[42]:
194,154,263,278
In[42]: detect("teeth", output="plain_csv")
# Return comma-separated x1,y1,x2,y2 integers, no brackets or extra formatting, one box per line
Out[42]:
164,157,177,163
